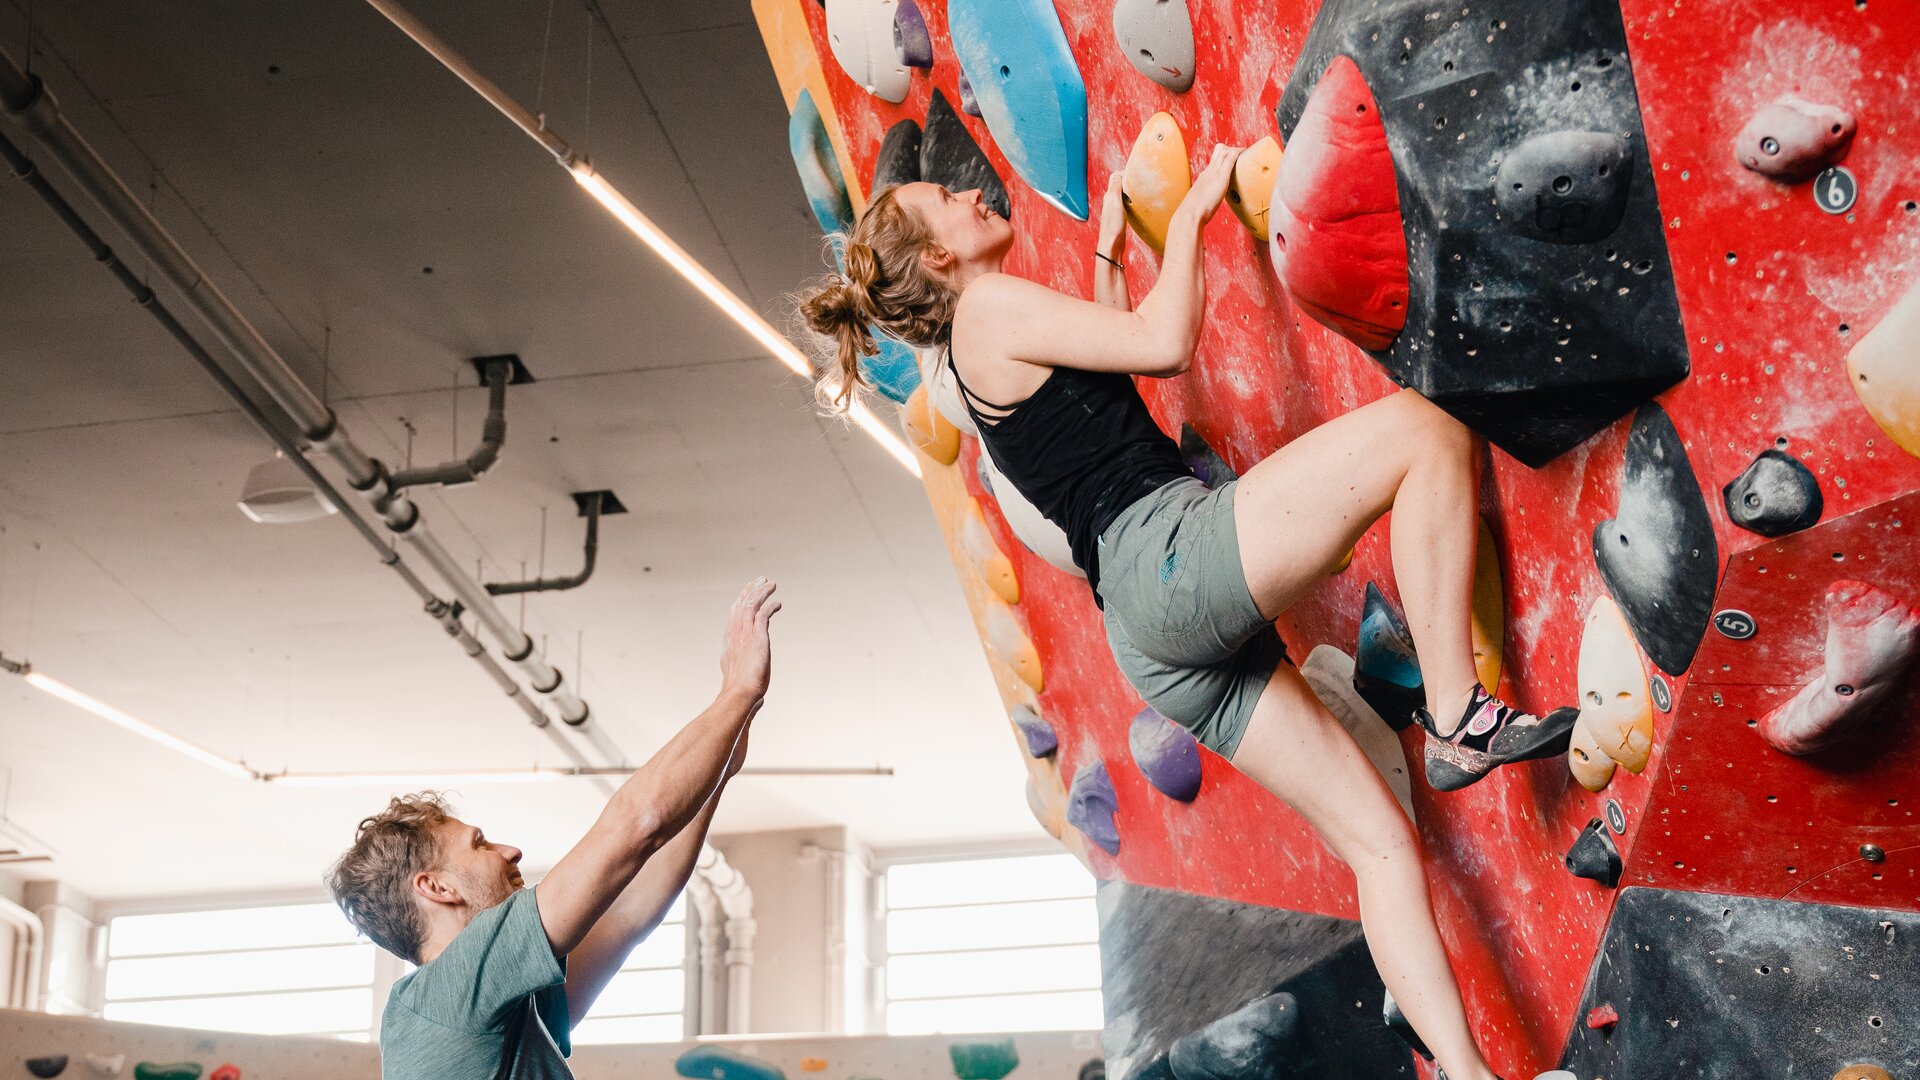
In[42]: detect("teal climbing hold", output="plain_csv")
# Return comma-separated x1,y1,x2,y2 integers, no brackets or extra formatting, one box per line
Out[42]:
132,1066,201,1080
674,1047,786,1080
788,90,854,235
861,335,921,403
949,1038,1020,1080
1354,582,1423,732
946,0,1089,219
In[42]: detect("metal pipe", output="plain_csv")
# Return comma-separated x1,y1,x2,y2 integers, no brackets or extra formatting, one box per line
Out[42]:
0,895,43,1011
0,52,602,738
486,491,601,596
390,357,511,490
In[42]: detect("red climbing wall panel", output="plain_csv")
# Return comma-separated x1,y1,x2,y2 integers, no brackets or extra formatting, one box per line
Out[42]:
772,0,1920,1074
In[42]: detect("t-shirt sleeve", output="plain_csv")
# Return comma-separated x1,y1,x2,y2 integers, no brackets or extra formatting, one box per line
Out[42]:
405,887,566,1032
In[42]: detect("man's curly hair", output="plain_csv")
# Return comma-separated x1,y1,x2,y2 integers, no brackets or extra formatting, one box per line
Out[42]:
326,792,453,964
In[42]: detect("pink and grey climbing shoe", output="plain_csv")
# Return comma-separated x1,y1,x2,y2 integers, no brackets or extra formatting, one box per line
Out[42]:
1417,684,1579,792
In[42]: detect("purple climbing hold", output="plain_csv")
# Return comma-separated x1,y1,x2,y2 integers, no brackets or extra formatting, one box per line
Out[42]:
1128,706,1201,802
958,69,982,116
1066,760,1120,854
1011,703,1058,757
893,0,933,69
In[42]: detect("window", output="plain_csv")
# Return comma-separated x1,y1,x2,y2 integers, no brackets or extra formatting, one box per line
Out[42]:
568,892,689,1045
881,852,1101,1034
103,903,374,1039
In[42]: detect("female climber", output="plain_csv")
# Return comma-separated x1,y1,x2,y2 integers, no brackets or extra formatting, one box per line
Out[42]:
799,146,1575,1080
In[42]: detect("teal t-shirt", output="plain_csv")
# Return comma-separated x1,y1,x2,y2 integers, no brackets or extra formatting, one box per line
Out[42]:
380,888,573,1080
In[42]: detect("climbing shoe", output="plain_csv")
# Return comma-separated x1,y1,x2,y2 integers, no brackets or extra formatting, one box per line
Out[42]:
1417,684,1579,791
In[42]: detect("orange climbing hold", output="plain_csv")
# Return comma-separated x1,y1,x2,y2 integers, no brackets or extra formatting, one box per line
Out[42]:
1268,55,1409,352
902,384,961,465
1226,135,1283,238
1122,112,1191,255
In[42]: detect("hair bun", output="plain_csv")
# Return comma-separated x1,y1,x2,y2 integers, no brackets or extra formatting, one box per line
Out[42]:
843,241,881,291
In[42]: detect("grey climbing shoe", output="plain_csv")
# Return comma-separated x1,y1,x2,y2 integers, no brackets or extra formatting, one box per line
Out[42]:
1417,685,1579,791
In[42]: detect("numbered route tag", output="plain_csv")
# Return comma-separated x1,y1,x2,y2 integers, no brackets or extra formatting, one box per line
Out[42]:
1815,165,1858,215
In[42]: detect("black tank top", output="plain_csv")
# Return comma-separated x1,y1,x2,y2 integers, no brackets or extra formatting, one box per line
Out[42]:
948,350,1191,601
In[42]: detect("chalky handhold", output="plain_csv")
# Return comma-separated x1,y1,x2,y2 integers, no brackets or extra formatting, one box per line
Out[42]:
949,1039,1019,1080
1166,993,1305,1079
1848,277,1920,460
676,1046,788,1080
1122,112,1191,255
84,1056,124,1078
948,0,1091,219
27,1057,69,1079
1734,94,1856,182
1112,0,1195,92
132,1068,200,1080
958,70,982,116
892,0,932,69
962,496,1021,604
1066,759,1120,854
872,118,923,191
789,89,854,235
1586,1003,1620,1030
1269,55,1409,352
1354,582,1423,731
1759,580,1920,756
1492,131,1634,245
825,0,911,103
921,90,1010,219
1178,423,1236,486
1567,710,1619,793
978,450,1084,577
1299,644,1416,818
983,595,1044,692
1128,706,1202,802
1576,596,1654,774
1833,1067,1895,1080
902,384,960,464
1382,988,1432,1059
1723,448,1823,537
209,1068,239,1080
1593,403,1718,676
1564,817,1622,888
1010,703,1057,757
1226,136,1282,238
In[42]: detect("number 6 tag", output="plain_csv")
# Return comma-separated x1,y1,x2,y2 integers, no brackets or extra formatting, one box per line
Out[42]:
1815,166,1858,215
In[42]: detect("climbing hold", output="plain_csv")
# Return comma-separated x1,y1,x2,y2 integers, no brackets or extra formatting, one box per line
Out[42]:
1492,131,1634,246
84,1056,124,1079
957,69,982,116
1128,706,1202,802
1225,136,1282,238
1122,112,1191,255
1165,993,1306,1079
1759,580,1920,756
1723,448,1823,537
1300,644,1416,818
208,1068,238,1080
1576,596,1655,774
1585,1003,1620,1030
1268,55,1409,352
1734,95,1856,182
892,0,932,69
1382,988,1432,1060
1833,1067,1895,1080
27,1058,68,1079
676,1047,787,1080
1567,711,1618,793
1078,1062,1106,1080
1593,403,1719,675
902,384,961,464
825,0,912,103
1066,759,1120,854
983,595,1044,692
949,1039,1019,1080
860,336,922,404
1011,703,1058,756
1353,582,1422,731
789,90,855,236
1564,817,1623,888
1111,0,1194,92
918,345,979,437
798,1059,827,1074
872,118,923,192
1178,424,1236,487
1471,518,1505,693
1847,277,1920,460
920,90,1012,220
962,497,1021,604
947,0,1091,219
978,451,1084,578
131,1067,200,1080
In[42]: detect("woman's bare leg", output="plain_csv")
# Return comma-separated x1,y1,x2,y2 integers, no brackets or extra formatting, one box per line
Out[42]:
1232,664,1498,1080
1232,389,1482,731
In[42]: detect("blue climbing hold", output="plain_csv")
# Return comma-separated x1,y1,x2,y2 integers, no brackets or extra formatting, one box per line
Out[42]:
947,0,1090,219
1066,759,1120,854
1354,582,1423,732
1011,703,1058,757
1128,706,1201,802
788,90,853,235
675,1047,786,1080
861,335,921,403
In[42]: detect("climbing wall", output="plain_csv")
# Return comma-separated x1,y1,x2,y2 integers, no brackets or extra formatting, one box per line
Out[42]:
1,1008,378,1079
756,0,1920,1075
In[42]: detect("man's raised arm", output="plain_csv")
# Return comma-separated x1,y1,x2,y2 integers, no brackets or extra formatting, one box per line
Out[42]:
534,578,779,958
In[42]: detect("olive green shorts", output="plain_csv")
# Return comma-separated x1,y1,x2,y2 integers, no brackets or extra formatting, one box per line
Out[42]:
1096,477,1288,760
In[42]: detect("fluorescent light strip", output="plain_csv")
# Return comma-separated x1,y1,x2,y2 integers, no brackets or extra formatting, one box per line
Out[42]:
259,765,896,786
570,165,923,478
23,671,255,781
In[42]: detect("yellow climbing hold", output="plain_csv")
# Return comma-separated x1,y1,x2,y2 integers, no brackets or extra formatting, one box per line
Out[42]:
1227,135,1283,238
902,384,960,465
1848,278,1920,460
1122,112,1191,255
962,497,1021,604
983,595,1044,692
1577,596,1655,774
1470,518,1504,692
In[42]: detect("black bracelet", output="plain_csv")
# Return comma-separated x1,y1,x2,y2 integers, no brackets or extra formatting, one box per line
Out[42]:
1095,251,1125,271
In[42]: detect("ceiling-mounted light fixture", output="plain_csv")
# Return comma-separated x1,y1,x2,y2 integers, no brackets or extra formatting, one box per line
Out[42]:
258,764,896,786
1,654,255,781
238,451,337,524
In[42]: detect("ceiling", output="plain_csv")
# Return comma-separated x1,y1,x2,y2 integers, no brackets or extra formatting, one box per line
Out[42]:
0,0,1036,902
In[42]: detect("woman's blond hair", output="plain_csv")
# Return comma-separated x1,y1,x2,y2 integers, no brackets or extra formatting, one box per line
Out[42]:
800,184,958,408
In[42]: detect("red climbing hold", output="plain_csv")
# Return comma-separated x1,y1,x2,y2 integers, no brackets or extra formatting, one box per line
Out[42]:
1759,580,1920,756
1268,55,1409,352
1586,1003,1620,1030
1733,94,1857,182
210,1067,241,1080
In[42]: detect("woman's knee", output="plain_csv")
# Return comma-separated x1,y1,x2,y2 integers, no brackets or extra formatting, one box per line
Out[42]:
1390,389,1474,461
